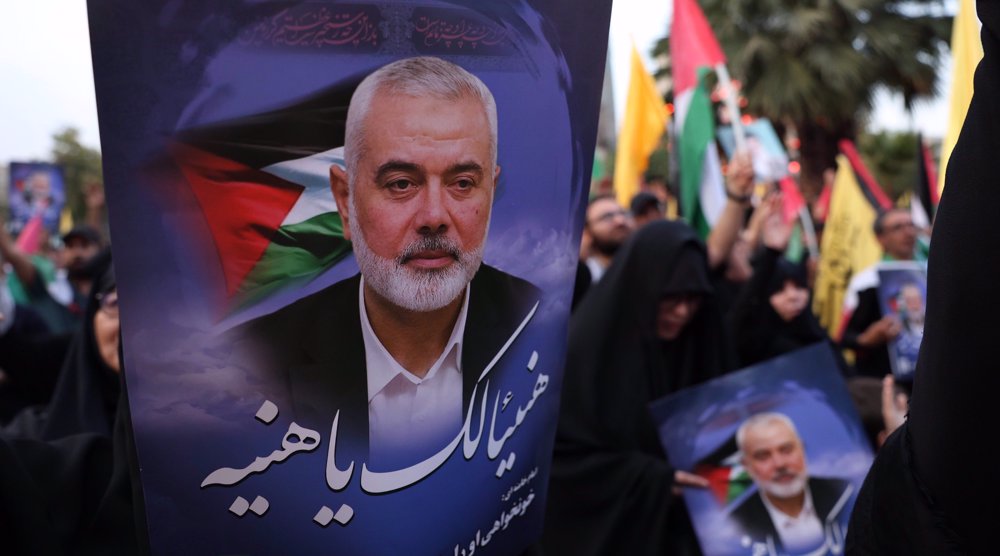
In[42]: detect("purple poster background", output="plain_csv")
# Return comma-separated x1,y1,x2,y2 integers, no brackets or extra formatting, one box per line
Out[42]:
88,0,611,553
7,162,66,235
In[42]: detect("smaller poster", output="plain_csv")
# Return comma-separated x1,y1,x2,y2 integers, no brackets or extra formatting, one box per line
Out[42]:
877,262,927,380
717,119,789,183
7,162,66,235
650,343,873,556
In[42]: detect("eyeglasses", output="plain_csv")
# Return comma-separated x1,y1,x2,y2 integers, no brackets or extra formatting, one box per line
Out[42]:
96,290,119,316
591,209,628,224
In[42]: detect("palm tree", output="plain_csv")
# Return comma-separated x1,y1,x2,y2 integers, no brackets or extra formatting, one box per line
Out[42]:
654,0,950,199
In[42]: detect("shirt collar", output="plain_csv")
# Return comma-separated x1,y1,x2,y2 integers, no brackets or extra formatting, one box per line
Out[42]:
359,278,469,402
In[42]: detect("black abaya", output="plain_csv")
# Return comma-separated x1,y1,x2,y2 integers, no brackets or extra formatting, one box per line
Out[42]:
542,220,733,556
3,250,119,441
847,2,1000,553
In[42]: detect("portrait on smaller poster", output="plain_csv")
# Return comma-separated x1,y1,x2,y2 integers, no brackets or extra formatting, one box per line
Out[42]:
877,263,927,380
649,343,874,556
717,118,789,183
7,162,66,235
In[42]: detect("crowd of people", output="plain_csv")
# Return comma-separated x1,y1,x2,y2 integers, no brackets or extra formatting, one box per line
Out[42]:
1,3,997,553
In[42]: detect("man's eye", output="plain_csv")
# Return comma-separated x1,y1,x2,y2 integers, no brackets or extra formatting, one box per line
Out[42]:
387,179,413,191
455,178,475,189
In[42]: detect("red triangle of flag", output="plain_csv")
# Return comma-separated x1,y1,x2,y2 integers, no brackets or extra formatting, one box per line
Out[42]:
671,0,727,93
694,463,735,505
173,144,304,297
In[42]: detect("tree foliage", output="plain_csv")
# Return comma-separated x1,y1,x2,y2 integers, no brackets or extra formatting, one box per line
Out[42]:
655,0,950,198
857,130,920,201
51,127,103,224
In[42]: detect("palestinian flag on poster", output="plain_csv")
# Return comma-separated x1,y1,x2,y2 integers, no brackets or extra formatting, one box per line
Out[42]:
671,0,728,238
692,434,753,506
812,140,893,338
169,76,365,313
911,133,940,230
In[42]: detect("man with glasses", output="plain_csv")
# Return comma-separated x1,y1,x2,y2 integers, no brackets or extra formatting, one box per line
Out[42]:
841,209,920,378
581,194,634,284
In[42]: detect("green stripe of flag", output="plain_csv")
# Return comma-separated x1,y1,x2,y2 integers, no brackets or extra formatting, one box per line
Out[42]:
234,211,352,310
679,67,717,239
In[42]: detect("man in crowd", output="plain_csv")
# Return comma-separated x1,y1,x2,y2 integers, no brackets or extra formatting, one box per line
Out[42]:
730,412,851,553
629,191,665,228
840,208,919,378
243,56,539,468
581,194,633,284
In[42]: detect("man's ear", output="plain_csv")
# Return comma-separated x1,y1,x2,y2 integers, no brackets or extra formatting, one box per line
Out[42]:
492,164,501,191
330,164,351,240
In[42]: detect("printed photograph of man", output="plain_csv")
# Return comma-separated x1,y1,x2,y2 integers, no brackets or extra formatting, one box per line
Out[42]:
897,282,925,336
242,56,540,468
729,412,852,553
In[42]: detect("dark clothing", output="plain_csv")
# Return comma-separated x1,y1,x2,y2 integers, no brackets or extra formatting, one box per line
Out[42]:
542,220,733,556
847,2,1000,553
240,264,540,461
0,387,141,555
729,477,851,551
0,304,72,421
840,285,891,378
729,247,843,371
3,250,119,441
571,259,591,311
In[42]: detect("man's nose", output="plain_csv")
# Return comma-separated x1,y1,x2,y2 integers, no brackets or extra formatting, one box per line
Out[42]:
416,181,449,235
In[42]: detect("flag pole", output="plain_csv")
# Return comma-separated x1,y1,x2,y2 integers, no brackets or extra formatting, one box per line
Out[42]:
714,63,747,153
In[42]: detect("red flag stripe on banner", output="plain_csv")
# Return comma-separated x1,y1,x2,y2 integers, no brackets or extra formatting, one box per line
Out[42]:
173,144,304,297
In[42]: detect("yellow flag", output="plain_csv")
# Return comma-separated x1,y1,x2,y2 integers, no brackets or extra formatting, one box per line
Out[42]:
614,43,667,209
59,206,74,235
939,0,983,196
812,155,883,337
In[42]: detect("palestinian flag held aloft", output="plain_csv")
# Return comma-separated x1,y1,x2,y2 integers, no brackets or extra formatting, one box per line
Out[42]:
168,76,365,313
671,0,728,238
812,140,893,339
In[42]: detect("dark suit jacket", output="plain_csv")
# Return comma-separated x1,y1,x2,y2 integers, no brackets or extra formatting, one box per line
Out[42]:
729,476,852,551
240,264,540,462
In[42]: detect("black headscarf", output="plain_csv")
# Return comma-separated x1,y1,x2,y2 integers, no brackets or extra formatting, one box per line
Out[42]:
541,220,733,556
729,248,830,368
4,249,120,440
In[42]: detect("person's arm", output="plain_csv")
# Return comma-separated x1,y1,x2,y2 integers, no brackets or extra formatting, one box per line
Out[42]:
706,151,754,269
0,221,38,289
839,289,894,349
728,196,788,364
906,1,1000,546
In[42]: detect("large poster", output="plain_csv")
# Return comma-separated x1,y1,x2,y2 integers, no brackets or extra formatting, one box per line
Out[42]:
7,162,66,235
87,1,611,553
650,344,874,556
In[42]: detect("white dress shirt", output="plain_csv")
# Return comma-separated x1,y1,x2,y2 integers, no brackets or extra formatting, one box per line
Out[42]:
360,278,468,468
759,484,824,552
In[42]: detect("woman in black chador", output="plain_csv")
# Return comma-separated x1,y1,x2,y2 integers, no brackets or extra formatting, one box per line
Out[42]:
542,220,733,555
3,249,122,440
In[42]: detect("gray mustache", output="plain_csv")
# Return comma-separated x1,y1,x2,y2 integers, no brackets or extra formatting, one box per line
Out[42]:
397,235,462,265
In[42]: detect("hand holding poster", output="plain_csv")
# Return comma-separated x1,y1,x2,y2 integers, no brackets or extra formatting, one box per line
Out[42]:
876,262,927,380
650,344,874,556
87,1,611,553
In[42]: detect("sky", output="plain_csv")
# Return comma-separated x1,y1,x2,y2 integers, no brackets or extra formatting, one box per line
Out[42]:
0,0,963,162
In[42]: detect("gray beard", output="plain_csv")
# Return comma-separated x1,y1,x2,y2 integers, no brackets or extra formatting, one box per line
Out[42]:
348,198,484,312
